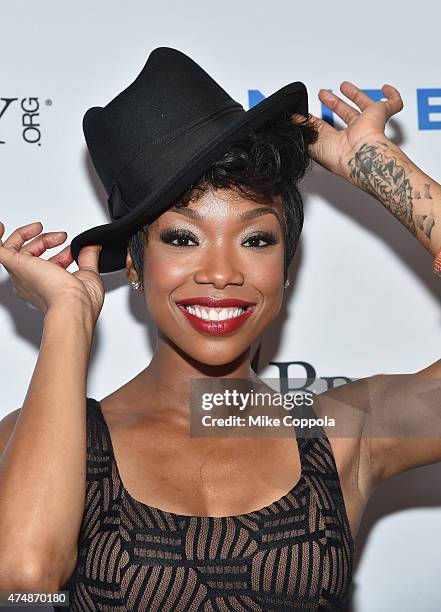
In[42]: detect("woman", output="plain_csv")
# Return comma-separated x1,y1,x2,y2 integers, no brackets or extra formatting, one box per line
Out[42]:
0,48,440,611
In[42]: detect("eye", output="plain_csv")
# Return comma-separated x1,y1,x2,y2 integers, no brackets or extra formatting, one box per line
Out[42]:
159,228,279,249
159,228,198,248
242,231,279,249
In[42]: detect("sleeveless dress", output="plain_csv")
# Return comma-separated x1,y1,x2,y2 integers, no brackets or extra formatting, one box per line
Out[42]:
56,397,354,611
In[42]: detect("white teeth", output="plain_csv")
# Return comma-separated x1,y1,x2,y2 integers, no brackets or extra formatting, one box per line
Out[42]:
183,305,247,321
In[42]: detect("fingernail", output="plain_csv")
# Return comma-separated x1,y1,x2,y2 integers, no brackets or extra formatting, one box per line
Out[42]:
321,90,335,100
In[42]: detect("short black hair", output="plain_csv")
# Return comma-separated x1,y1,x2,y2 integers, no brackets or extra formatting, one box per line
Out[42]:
128,111,318,287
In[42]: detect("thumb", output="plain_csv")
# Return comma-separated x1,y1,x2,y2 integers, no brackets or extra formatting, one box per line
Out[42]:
306,113,335,137
301,113,341,169
0,223,14,270
290,112,332,135
77,244,103,273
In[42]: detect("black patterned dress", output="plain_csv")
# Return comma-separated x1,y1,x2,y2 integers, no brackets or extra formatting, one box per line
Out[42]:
56,397,354,611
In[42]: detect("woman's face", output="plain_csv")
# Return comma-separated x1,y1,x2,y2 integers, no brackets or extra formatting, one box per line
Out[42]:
129,187,286,366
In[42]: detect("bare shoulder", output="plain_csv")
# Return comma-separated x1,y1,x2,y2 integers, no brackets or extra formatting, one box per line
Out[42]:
0,407,21,457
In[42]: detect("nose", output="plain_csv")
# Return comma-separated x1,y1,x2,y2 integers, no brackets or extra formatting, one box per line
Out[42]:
193,243,245,288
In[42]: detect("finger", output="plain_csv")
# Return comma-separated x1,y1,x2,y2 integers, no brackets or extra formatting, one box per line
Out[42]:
381,83,404,116
20,231,68,257
2,221,44,252
77,244,103,273
339,81,374,111
318,89,361,124
48,243,75,269
306,113,337,136
0,223,16,267
291,112,337,145
0,242,14,268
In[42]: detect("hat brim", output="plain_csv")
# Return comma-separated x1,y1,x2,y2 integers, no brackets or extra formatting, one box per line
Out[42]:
71,81,308,273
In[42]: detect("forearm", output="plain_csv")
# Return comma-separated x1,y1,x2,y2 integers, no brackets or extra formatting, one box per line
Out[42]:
0,302,95,587
345,136,441,256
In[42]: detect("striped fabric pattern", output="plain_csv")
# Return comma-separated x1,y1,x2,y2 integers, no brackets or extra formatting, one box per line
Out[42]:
57,398,354,611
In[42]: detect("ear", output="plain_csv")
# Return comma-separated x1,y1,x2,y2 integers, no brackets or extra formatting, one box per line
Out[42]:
125,248,138,283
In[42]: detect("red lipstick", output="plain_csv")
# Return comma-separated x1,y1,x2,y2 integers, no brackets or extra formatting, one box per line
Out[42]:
175,296,256,336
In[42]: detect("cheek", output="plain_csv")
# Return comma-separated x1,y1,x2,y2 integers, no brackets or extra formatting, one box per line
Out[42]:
254,254,286,318
254,255,284,285
143,248,188,289
141,248,188,318
248,250,285,297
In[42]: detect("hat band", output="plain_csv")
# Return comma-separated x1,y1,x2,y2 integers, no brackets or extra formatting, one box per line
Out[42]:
108,101,245,220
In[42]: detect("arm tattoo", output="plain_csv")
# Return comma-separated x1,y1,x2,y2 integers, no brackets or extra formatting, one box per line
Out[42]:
348,141,417,235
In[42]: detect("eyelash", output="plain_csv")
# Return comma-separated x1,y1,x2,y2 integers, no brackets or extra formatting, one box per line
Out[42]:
159,228,279,249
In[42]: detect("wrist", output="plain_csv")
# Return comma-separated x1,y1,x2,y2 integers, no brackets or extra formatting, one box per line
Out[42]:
341,137,411,208
44,298,97,341
339,133,395,184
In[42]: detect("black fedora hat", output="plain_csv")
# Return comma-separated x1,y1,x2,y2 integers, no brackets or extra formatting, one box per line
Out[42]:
71,46,308,273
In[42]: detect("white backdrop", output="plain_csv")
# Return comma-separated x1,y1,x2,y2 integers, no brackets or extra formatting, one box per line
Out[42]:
1,1,441,610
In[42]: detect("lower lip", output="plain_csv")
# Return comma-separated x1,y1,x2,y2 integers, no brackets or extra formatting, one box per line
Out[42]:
176,304,256,335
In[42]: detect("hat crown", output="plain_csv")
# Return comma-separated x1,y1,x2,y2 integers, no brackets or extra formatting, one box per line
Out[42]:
72,45,308,273
83,47,243,194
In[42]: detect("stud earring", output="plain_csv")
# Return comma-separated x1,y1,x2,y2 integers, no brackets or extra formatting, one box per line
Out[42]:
130,281,142,291
284,279,290,289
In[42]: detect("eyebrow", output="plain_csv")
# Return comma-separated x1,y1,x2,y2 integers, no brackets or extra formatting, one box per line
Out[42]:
168,205,282,223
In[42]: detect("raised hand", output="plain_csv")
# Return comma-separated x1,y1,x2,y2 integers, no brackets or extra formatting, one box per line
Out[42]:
0,221,104,323
294,82,441,256
294,81,404,179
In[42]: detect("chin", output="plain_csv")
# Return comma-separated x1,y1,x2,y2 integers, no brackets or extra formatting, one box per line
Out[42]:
172,334,253,368
192,350,248,368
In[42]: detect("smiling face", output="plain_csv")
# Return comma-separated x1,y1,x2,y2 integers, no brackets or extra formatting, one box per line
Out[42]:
126,186,286,366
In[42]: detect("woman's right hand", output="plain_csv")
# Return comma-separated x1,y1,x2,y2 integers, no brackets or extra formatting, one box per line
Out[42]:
0,221,105,323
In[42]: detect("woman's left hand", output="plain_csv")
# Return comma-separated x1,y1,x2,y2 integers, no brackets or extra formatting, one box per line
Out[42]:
300,81,404,179
299,81,441,258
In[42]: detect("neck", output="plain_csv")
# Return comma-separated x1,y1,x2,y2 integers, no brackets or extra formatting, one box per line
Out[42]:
125,331,260,424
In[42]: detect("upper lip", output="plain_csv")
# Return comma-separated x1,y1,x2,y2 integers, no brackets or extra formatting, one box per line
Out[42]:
175,296,256,308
